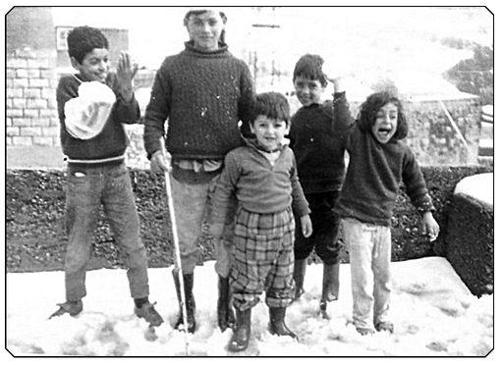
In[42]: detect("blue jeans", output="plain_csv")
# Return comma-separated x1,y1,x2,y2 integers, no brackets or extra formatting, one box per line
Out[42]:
64,162,149,301
342,218,391,331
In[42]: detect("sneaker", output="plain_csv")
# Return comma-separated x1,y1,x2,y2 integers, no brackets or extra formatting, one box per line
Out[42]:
356,327,375,336
375,321,394,333
135,301,164,327
49,300,83,319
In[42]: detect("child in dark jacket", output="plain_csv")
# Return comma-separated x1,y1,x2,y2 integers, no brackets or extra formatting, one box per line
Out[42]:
209,92,312,352
289,54,353,318
335,91,440,335
50,26,162,327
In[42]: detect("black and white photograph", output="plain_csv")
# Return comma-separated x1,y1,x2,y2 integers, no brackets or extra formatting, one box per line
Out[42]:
3,3,494,357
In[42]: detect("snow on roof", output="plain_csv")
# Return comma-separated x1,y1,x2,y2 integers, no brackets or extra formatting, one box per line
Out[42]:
454,173,493,207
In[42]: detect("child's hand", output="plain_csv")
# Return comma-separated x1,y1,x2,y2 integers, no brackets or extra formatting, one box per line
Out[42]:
150,150,171,173
116,51,138,102
300,215,313,238
420,212,440,241
208,222,224,240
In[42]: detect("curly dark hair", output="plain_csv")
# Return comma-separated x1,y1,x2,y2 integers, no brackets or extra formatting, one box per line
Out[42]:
67,26,108,64
250,92,290,126
293,54,328,87
357,91,408,140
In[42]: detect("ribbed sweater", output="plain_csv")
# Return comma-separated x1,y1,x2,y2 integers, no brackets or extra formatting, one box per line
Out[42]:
211,139,310,224
56,73,140,162
289,92,353,193
143,41,255,160
335,124,435,226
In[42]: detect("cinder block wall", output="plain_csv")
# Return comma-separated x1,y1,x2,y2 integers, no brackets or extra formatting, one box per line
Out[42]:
6,48,60,147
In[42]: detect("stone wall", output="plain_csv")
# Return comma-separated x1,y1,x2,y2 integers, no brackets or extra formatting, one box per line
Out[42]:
6,48,59,147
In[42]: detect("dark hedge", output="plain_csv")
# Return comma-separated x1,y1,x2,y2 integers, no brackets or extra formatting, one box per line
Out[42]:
5,164,492,273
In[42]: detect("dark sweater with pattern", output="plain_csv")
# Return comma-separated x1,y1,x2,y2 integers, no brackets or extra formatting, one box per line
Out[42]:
143,41,255,160
56,72,140,162
289,92,354,193
334,124,435,226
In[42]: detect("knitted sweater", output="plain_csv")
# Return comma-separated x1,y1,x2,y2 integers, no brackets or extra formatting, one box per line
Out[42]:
143,41,255,160
211,139,310,225
56,73,140,162
334,124,435,226
289,92,353,193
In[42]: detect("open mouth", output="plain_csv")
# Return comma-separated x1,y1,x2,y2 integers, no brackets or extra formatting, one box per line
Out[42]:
377,127,393,137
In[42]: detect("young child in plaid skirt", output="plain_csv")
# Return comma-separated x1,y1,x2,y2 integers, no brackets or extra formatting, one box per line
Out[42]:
209,92,313,352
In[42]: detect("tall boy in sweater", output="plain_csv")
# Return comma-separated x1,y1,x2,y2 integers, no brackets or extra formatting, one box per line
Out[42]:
143,8,255,333
51,26,162,327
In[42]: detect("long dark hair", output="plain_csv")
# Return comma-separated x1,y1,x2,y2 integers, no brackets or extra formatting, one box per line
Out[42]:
357,91,408,140
183,9,227,44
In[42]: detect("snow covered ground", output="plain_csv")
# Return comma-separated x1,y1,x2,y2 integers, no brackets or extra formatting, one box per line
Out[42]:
5,257,493,357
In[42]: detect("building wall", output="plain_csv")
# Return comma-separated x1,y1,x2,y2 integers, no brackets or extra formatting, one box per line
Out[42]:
6,48,60,147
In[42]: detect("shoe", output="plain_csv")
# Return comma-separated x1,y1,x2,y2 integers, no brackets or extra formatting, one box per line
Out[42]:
356,327,375,336
292,259,307,301
217,275,235,331
228,307,251,352
49,300,83,319
135,301,164,327
268,307,297,339
375,321,394,333
172,270,196,333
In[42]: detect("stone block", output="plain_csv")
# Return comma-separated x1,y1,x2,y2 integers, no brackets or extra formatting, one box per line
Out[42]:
7,58,28,68
24,88,41,98
27,58,50,69
42,127,60,137
12,136,33,146
12,98,26,108
6,88,23,98
7,108,23,117
12,118,32,127
33,136,54,146
13,78,29,88
20,127,42,137
24,109,39,118
29,78,49,88
6,127,20,136
27,98,48,109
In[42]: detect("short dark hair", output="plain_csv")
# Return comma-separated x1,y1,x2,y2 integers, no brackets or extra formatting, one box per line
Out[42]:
251,92,290,125
357,91,408,140
183,9,227,43
67,26,109,64
293,54,327,87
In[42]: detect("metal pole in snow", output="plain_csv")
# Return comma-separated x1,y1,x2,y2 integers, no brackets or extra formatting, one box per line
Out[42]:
160,138,190,355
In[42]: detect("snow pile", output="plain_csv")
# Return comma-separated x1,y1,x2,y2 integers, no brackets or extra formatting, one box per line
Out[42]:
6,257,493,356
454,173,493,207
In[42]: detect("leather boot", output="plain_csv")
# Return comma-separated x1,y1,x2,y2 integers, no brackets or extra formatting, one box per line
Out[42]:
292,259,307,301
172,270,196,333
268,307,297,339
227,307,252,352
217,275,235,331
319,263,340,319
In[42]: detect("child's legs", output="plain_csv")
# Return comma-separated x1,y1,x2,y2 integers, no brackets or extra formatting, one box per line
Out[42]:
265,209,295,308
230,209,279,311
206,174,237,278
312,192,342,265
170,172,211,274
64,166,101,301
101,163,149,299
372,225,392,324
342,218,375,330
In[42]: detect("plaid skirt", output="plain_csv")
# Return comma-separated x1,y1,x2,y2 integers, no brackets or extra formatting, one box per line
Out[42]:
230,206,296,310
